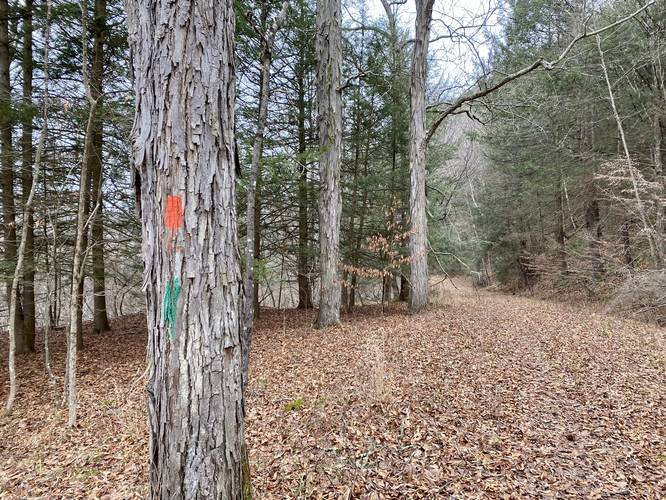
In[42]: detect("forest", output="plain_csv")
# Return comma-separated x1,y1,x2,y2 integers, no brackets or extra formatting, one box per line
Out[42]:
0,0,664,497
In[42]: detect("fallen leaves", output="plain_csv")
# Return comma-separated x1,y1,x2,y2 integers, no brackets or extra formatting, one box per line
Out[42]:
0,282,664,498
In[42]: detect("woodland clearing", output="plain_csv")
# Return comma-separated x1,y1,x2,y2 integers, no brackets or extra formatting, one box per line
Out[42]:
1,281,664,498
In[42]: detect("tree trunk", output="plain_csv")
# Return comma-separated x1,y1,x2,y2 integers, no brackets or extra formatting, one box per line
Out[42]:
653,80,664,241
316,0,343,327
89,0,110,334
5,0,50,415
1,0,26,353
598,36,663,267
556,177,567,273
75,161,93,349
407,0,434,313
126,0,248,496
65,104,97,427
243,0,286,382
243,2,271,390
622,220,634,269
21,0,35,351
296,45,312,309
252,186,260,315
349,184,368,312
585,193,603,279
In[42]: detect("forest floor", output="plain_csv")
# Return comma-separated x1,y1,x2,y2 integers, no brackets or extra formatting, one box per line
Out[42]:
0,280,665,498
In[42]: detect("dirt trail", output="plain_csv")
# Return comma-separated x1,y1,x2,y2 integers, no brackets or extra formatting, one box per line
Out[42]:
1,284,664,498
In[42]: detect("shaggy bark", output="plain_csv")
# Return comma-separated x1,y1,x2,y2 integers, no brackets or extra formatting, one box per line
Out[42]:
126,0,247,496
316,0,343,327
408,0,435,313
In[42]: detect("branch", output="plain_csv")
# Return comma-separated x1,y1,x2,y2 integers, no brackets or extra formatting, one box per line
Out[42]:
425,0,656,144
338,71,367,92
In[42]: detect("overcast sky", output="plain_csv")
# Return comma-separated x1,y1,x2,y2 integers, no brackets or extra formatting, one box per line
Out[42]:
344,0,505,101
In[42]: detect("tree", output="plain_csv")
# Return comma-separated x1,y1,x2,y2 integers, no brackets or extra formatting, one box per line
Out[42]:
89,0,111,334
125,0,248,495
65,0,101,426
294,0,315,310
243,0,288,387
21,0,36,351
5,0,51,418
316,0,343,327
1,0,26,353
407,0,435,313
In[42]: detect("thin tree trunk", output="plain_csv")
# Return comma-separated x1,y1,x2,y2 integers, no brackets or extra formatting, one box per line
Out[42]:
75,166,92,349
585,193,604,279
126,0,248,495
89,0,110,334
622,220,634,269
408,0,435,313
243,0,287,387
556,176,568,273
316,0,343,327
253,184,260,314
345,78,363,312
65,0,100,427
21,0,35,351
296,40,312,309
42,213,56,382
243,13,270,391
349,158,370,312
1,0,26,353
5,0,50,416
598,35,663,267
653,57,664,240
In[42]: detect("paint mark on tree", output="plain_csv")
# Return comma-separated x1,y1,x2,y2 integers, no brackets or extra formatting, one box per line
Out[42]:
165,194,184,255
163,278,181,339
165,195,184,230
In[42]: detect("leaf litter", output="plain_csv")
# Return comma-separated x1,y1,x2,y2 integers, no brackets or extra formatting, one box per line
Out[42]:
0,282,664,498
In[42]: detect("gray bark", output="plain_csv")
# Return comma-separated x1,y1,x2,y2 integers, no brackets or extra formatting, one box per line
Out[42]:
126,0,247,496
585,192,604,279
243,0,287,387
5,0,50,416
21,0,35,351
65,0,99,426
90,0,110,334
408,0,434,313
316,0,343,327
598,35,664,267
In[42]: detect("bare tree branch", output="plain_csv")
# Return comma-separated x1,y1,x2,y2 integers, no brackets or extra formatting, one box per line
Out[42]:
426,0,656,144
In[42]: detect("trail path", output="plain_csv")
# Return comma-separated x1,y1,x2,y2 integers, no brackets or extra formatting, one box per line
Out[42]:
248,279,665,497
0,281,664,497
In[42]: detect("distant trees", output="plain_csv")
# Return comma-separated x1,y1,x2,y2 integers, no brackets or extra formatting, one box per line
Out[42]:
464,1,665,308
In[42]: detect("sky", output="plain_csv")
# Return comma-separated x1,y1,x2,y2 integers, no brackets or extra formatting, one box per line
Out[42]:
344,0,505,101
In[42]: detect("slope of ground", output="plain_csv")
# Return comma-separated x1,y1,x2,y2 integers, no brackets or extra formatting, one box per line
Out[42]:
1,282,664,498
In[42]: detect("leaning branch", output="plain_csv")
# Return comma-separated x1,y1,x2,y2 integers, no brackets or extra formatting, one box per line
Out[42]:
425,0,656,144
